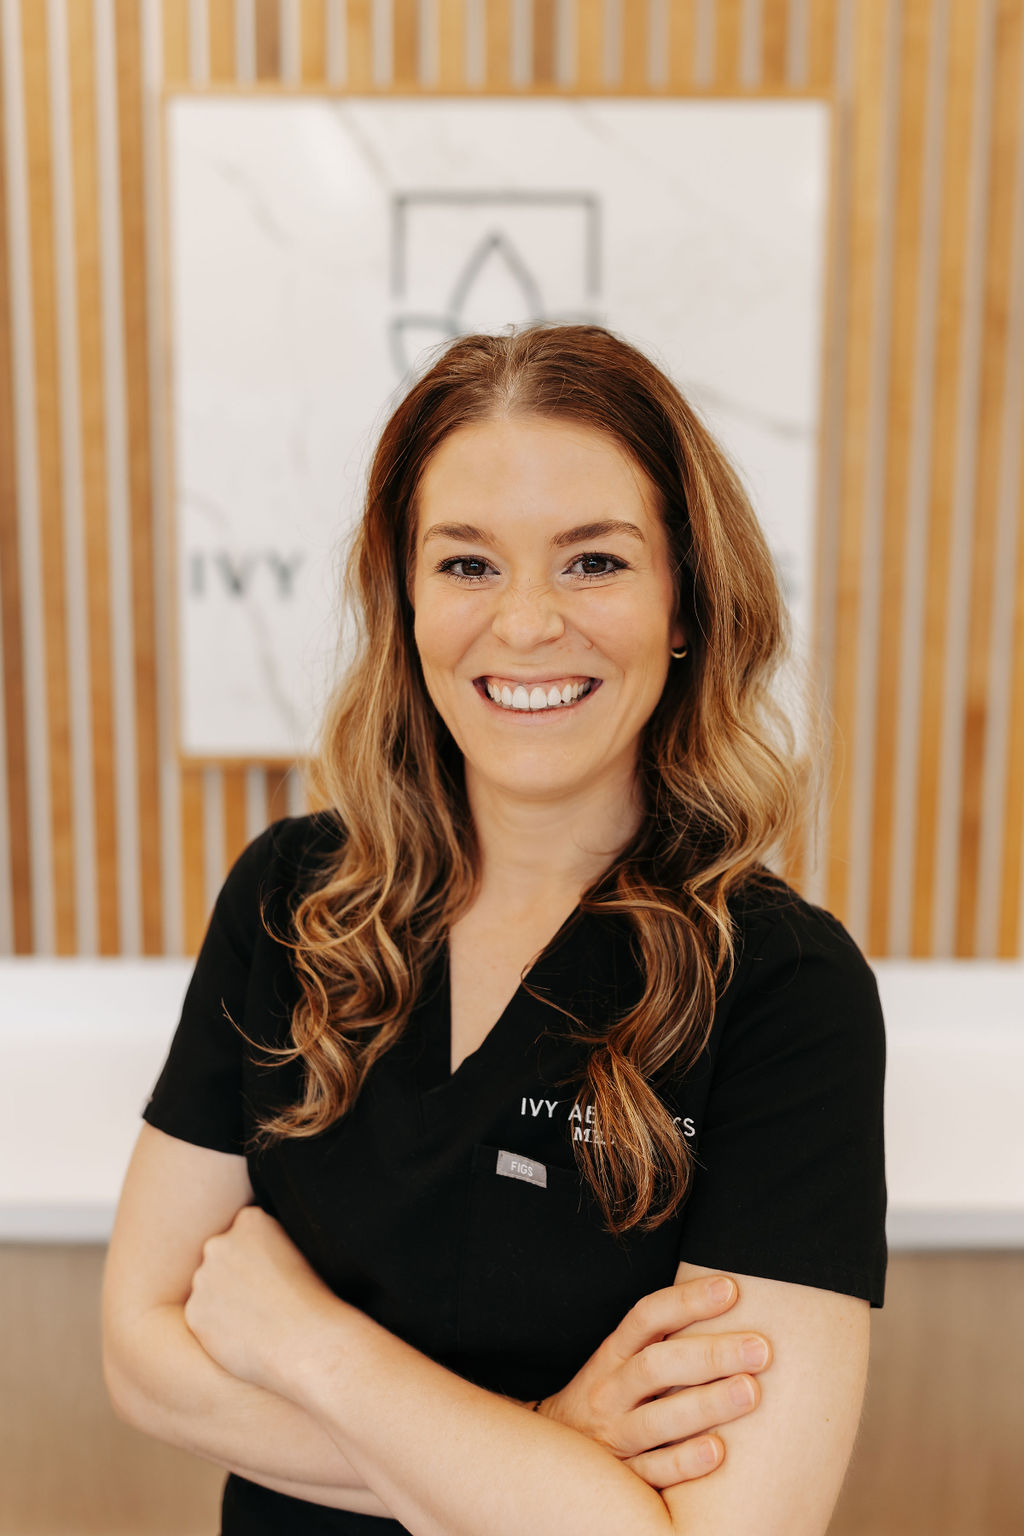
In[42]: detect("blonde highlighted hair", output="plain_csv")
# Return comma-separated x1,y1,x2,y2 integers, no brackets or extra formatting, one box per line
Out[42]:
244,323,824,1237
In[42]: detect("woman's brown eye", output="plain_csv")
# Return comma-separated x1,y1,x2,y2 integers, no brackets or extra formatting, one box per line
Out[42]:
571,553,625,579
437,557,492,581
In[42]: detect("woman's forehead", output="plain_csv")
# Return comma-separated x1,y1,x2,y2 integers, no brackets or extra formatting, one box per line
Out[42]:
413,416,665,545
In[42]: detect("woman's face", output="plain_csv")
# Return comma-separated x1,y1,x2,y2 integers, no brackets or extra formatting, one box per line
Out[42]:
410,413,686,809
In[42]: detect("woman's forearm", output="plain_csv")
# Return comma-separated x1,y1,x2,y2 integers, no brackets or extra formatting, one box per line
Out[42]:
291,1302,675,1536
107,1301,391,1513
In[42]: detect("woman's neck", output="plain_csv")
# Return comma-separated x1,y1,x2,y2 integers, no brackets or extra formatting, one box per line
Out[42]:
463,770,642,918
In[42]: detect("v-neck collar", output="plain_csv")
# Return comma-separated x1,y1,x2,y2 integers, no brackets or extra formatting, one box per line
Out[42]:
417,902,603,1098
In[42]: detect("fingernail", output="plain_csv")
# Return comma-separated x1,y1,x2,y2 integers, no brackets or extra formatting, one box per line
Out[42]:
730,1376,756,1406
698,1439,719,1466
708,1277,735,1304
741,1337,768,1368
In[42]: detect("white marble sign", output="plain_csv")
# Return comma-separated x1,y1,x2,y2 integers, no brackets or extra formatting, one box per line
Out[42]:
167,97,829,759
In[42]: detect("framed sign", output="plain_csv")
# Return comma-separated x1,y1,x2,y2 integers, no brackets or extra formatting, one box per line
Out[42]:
166,96,829,760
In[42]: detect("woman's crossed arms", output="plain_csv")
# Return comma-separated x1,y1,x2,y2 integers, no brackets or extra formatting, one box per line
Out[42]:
103,1126,867,1536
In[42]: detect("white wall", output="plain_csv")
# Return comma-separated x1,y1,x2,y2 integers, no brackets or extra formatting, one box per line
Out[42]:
1,958,1021,1244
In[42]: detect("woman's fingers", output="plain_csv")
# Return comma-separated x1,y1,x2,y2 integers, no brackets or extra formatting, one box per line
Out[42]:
611,1275,739,1362
542,1271,770,1479
624,1432,727,1490
623,1327,773,1401
618,1370,763,1461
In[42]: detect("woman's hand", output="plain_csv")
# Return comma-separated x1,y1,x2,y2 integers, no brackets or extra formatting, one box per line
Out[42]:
539,1275,771,1487
183,1203,342,1396
185,1208,769,1492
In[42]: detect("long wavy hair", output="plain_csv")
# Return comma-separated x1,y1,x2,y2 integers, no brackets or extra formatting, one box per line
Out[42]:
243,323,823,1237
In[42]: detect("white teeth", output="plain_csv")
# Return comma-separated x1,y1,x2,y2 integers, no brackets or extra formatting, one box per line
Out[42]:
483,679,593,712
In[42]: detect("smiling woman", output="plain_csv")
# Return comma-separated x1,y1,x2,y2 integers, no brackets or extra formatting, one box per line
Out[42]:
411,414,685,811
103,324,886,1536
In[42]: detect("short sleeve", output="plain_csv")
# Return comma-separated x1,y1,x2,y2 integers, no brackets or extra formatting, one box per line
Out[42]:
677,902,888,1307
141,820,285,1154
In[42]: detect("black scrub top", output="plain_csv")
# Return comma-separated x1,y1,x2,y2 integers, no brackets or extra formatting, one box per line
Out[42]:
142,813,887,1533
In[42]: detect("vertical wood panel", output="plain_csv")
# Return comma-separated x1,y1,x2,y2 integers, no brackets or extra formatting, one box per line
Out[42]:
485,0,512,88
300,0,327,82
162,0,190,83
437,0,466,88
209,0,236,79
799,1,845,906
68,0,119,954
180,761,206,952
575,0,604,86
972,11,1024,959
666,0,696,88
393,0,418,85
345,0,373,87
21,0,76,952
0,5,32,951
761,0,788,87
532,0,557,83
867,0,933,954
954,0,1020,953
165,0,203,954
911,0,982,954
114,0,162,953
715,0,744,88
998,15,1024,955
1002,397,1024,952
622,0,648,89
222,763,249,868
265,763,291,821
254,0,280,77
806,0,835,90
825,0,889,921
205,3,249,862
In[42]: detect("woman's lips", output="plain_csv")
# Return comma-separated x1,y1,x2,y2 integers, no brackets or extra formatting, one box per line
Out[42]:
472,677,602,715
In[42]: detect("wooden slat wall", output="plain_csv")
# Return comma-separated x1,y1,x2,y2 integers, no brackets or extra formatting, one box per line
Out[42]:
0,0,1022,958
959,0,1023,956
68,0,118,956
21,0,76,954
0,0,30,954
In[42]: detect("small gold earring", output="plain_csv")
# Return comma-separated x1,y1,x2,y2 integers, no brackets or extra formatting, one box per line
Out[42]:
670,646,688,659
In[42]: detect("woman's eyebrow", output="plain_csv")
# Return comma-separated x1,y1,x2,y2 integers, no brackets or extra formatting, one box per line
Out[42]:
421,519,647,548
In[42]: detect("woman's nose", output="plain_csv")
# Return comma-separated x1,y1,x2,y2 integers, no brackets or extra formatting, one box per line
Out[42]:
489,581,566,648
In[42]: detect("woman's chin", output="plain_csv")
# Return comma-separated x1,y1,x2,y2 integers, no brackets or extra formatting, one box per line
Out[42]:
462,750,611,806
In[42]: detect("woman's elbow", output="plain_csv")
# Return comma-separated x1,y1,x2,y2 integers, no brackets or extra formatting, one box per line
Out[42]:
101,1316,150,1428
101,1301,178,1434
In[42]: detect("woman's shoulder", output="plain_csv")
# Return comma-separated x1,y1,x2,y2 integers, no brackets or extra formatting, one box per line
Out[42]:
721,867,885,1058
727,865,870,969
264,809,347,871
217,810,347,917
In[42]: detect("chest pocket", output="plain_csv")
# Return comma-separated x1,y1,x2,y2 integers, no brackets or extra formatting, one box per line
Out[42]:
455,1141,680,1373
